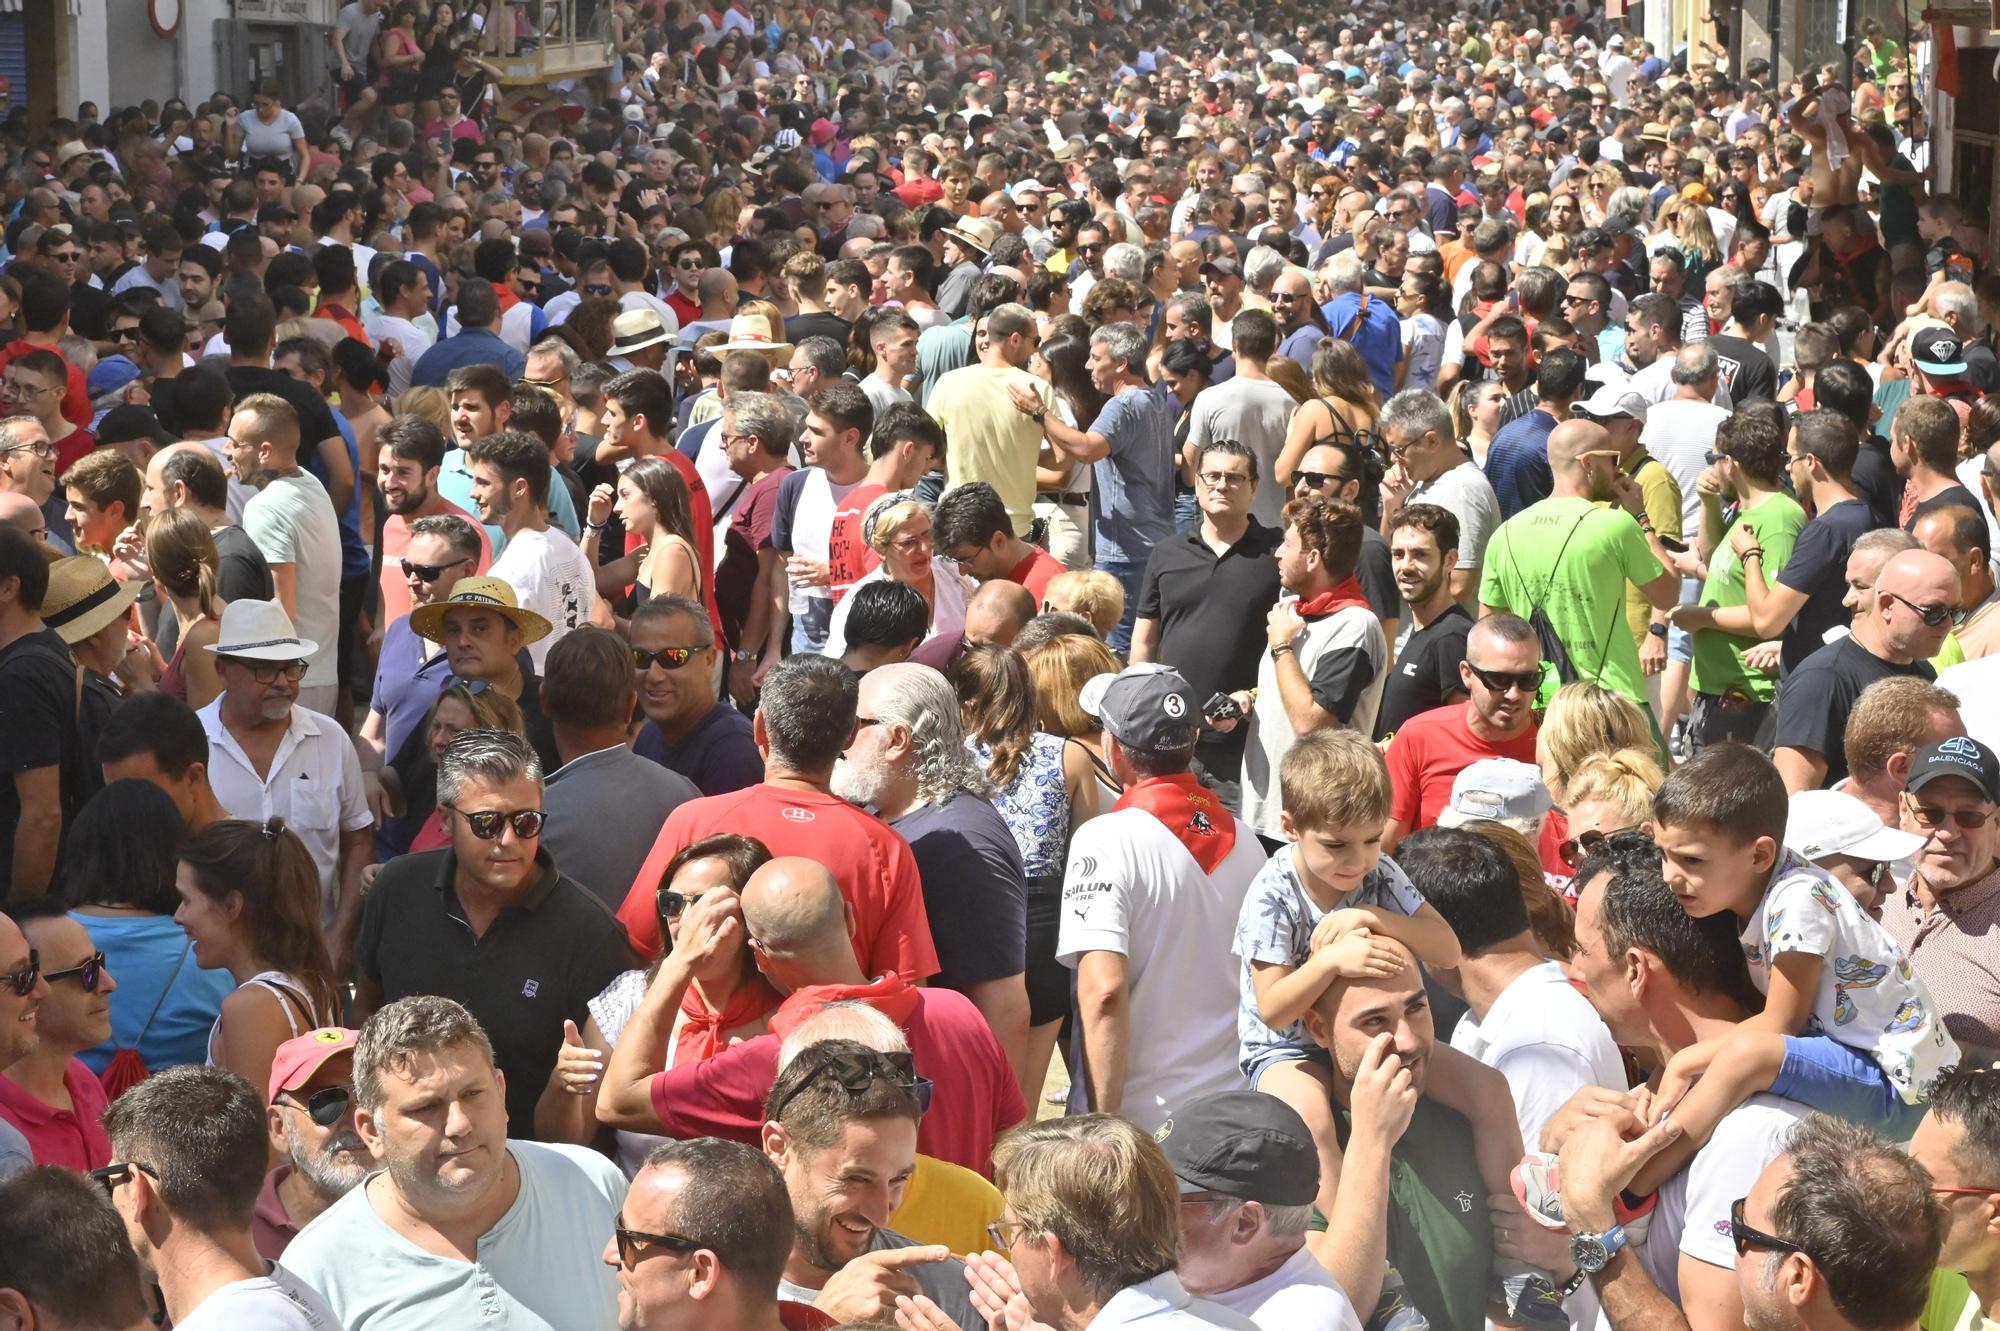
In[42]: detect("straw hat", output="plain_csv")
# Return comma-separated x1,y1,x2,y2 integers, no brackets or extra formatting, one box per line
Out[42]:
718,313,794,356
40,557,140,645
941,215,1000,256
408,576,552,645
611,308,673,356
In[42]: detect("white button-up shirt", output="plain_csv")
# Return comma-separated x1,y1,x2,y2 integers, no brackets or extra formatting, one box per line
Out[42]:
1088,1273,1261,1331
199,699,372,924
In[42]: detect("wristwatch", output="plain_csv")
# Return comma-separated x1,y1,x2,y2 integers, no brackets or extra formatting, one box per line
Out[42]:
1647,623,1668,638
1569,1223,1628,1276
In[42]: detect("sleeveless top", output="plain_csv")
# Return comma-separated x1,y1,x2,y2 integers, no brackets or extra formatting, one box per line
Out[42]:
971,732,1071,879
205,970,318,1068
1084,743,1123,815
158,632,193,702
1307,395,1379,454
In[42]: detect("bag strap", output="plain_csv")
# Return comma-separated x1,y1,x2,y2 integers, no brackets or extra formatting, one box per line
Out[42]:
1336,292,1373,342
130,941,191,1050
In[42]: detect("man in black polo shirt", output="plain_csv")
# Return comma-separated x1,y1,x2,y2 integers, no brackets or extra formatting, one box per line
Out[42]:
1130,438,1282,811
353,728,633,1138
1375,503,1470,740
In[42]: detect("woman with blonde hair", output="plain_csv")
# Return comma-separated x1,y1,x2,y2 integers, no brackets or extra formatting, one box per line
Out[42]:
1024,632,1126,809
1536,681,1657,806
1275,337,1381,487
821,496,976,670
1039,569,1125,640
393,386,453,434
175,819,344,1092
1672,193,1722,284
148,509,225,708
1552,748,1666,886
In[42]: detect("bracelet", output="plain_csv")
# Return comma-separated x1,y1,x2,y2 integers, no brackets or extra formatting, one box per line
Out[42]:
1556,1267,1589,1298
1271,643,1295,657
1636,514,1655,532
1742,547,1764,561
585,519,608,532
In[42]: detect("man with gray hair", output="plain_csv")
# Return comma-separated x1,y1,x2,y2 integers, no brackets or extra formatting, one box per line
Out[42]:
717,390,798,668
1320,250,1404,396
353,728,634,1136
1379,388,1502,604
285,997,627,1327
834,662,1029,1080
1013,321,1175,651
1638,342,1730,526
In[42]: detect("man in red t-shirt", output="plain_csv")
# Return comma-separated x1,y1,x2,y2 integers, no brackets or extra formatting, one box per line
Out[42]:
933,481,1064,604
825,400,941,604
1383,614,1544,849
617,654,939,982
598,857,1022,1177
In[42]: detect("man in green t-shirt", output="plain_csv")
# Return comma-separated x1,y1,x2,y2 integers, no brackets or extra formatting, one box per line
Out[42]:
1674,412,1806,750
1480,419,1681,707
1299,938,1509,1331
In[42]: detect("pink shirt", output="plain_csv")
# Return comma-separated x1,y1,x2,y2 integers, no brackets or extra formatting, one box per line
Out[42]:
0,1059,111,1170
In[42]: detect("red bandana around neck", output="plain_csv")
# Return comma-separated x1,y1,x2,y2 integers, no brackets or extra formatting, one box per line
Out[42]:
1292,576,1372,619
768,973,922,1041
675,975,782,1065
1115,772,1237,873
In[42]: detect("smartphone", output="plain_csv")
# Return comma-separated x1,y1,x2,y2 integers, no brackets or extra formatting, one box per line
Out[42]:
1203,692,1243,724
1658,534,1688,553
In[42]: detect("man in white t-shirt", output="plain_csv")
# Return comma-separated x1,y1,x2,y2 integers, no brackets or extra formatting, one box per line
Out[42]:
1165,1092,1364,1331
1380,388,1502,604
469,430,596,670
1535,834,1806,1331
1058,664,1266,1131
101,1065,343,1331
226,393,343,713
1187,310,1299,527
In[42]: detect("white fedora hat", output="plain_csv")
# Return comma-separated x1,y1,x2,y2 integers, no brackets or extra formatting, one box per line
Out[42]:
204,599,320,661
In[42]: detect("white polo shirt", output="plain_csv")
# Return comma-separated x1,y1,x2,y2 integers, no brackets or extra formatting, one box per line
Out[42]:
1058,801,1265,1131
199,700,372,925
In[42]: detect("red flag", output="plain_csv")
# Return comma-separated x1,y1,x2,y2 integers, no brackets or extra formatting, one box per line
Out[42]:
1938,23,1961,98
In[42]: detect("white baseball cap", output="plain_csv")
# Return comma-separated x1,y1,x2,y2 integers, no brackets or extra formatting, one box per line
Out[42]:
1784,790,1928,864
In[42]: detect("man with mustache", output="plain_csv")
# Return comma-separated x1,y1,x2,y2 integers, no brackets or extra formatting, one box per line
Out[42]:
254,1027,370,1259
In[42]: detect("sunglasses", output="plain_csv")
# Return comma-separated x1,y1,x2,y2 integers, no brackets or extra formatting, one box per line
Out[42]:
584,283,614,296
402,558,465,583
281,1084,354,1127
1467,662,1545,695
447,806,547,840
42,951,106,992
1902,794,1993,830
614,1216,704,1268
225,658,308,684
772,1048,934,1119
633,645,702,671
655,886,708,923
89,1161,160,1197
1558,829,1608,870
3,948,38,997
1294,471,1345,490
1730,1197,1808,1259
1888,593,1969,629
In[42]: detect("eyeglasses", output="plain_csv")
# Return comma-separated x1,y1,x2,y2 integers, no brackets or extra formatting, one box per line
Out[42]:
1467,662,1546,695
280,1084,354,1127
2,380,59,400
1558,829,1608,870
520,374,569,389
3,948,38,997
633,645,703,671
987,1218,1035,1252
42,951,106,992
223,658,308,684
614,1216,704,1268
89,1161,160,1197
2,438,56,458
1888,593,1969,629
888,529,934,553
771,1048,933,1119
1931,1183,2000,1198
1730,1197,1808,1259
447,805,548,840
1198,470,1250,488
1902,794,1993,830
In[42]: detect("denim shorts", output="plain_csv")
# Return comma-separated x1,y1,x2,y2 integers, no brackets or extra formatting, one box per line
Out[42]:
1244,1044,1333,1090
1772,1034,1928,1140
1668,576,1700,664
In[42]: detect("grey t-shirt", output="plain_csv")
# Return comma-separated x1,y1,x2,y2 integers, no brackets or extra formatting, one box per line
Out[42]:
335,1,384,70
542,745,699,910
1186,376,1299,527
778,1228,981,1331
0,1116,29,1177
175,1263,340,1331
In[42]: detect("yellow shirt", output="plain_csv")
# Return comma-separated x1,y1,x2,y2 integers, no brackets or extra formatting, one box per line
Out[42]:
927,363,1054,537
889,1154,1006,1256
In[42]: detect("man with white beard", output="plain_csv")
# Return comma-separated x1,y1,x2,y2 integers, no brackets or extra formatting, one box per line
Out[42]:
253,1027,372,1259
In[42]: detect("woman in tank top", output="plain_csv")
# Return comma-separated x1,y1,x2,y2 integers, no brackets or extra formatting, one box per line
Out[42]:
1274,337,1382,489
174,819,345,1092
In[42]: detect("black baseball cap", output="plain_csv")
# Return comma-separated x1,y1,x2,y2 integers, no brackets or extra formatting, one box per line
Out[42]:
1907,737,2000,804
1156,1092,1319,1206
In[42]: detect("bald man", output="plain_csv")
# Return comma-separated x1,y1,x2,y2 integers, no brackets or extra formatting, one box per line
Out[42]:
0,492,48,543
1775,547,1961,791
1478,418,1680,709
963,580,1034,646
596,856,1026,1177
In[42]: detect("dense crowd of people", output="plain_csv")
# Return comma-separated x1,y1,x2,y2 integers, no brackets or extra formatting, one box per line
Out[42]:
1,0,1998,1328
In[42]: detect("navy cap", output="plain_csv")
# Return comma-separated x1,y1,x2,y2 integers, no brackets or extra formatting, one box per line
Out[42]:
1908,736,2000,804
1156,1092,1320,1206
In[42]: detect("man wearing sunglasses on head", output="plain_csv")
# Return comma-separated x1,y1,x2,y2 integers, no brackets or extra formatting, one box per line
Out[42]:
0,898,117,1171
354,729,634,1138
253,1025,368,1259
1880,738,2000,1059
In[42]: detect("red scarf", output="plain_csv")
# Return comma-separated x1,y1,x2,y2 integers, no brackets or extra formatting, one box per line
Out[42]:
493,284,521,315
1115,773,1237,873
674,976,782,1065
1293,576,1372,619
768,973,922,1041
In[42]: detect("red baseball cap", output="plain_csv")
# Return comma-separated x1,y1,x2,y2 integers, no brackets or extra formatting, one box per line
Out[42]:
268,1027,360,1103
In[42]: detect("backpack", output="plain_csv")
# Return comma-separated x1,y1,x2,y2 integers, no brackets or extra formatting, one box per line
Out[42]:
1508,510,1613,694
98,942,189,1099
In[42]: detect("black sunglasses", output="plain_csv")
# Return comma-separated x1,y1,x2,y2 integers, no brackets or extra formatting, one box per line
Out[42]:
633,645,702,671
282,1084,354,1127
1294,470,1347,490
89,1160,160,1196
1467,662,1545,695
402,558,464,583
772,1049,933,1119
614,1215,704,1267
3,948,38,997
1558,829,1607,870
1888,592,1969,629
1730,1197,1808,1259
446,805,547,840
43,951,107,992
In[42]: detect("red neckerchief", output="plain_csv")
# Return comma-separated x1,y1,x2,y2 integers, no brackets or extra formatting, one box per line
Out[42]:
1114,773,1237,873
675,975,782,1065
1293,576,1372,619
768,973,922,1040
493,284,521,314
1830,234,1880,265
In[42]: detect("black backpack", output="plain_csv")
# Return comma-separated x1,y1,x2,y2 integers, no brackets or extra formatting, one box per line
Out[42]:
1509,511,1611,689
